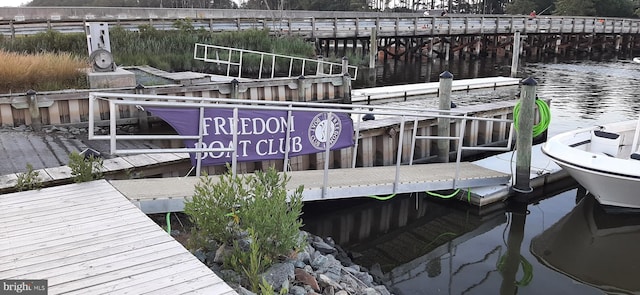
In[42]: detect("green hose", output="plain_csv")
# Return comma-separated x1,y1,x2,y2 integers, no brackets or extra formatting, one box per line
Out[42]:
426,188,461,199
166,212,171,234
368,193,397,200
513,98,551,137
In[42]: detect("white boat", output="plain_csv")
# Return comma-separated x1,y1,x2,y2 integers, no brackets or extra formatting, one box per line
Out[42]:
541,118,640,208
634,57,640,63
530,194,640,293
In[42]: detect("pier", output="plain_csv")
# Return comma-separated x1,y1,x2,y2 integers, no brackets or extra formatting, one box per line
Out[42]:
0,180,237,294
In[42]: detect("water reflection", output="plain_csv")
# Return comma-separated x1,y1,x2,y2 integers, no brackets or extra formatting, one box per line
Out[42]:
301,180,617,294
303,57,640,294
530,192,640,294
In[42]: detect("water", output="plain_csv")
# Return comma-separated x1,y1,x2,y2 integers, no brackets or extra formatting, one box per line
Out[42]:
302,57,640,294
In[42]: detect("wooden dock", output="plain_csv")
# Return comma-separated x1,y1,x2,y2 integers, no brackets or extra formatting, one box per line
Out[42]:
110,162,511,214
0,180,237,295
351,77,520,103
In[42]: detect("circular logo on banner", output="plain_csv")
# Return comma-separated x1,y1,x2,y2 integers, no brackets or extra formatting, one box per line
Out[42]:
308,113,342,150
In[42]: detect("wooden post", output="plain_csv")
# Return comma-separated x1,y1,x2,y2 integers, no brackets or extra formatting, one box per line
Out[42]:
499,203,528,294
513,77,537,193
369,27,377,69
26,89,42,131
135,84,149,133
297,76,307,102
510,31,521,78
437,71,453,163
316,55,324,75
342,73,352,104
341,56,349,75
230,79,239,99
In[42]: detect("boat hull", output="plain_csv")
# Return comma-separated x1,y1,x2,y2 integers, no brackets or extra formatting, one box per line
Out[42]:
553,160,640,208
542,119,640,209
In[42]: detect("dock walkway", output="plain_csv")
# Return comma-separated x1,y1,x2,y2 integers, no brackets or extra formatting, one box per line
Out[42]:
110,162,510,214
351,76,520,103
0,180,237,295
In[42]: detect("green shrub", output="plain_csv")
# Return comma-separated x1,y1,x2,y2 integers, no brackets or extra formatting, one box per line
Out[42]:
15,163,42,191
184,166,305,292
68,152,104,183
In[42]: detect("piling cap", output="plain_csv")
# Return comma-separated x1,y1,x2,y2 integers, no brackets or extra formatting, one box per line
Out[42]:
26,89,36,95
439,71,453,79
520,76,538,86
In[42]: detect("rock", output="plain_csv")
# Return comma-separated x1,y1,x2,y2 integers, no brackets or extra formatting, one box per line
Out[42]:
312,239,336,255
295,268,320,292
374,285,392,295
261,262,294,292
214,243,231,264
193,248,206,263
235,285,256,295
290,285,307,295
317,273,342,290
310,253,328,270
196,232,393,295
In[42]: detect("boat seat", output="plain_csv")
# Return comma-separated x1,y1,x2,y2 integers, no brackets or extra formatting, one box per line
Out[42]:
590,130,621,157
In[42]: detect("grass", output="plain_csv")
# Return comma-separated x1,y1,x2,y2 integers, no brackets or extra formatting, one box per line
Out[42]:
0,50,88,93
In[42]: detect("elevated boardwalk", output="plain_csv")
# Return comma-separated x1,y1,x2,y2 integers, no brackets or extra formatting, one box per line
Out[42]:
110,162,510,214
0,180,237,295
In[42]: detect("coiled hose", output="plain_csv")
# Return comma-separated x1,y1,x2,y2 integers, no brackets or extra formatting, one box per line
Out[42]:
513,98,551,137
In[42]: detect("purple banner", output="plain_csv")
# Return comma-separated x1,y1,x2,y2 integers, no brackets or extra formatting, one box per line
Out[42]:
146,107,354,166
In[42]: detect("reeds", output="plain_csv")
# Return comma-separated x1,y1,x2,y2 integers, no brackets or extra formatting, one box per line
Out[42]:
0,50,88,93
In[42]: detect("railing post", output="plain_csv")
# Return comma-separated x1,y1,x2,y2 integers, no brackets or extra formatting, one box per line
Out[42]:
513,77,537,193
437,71,453,163
26,89,42,131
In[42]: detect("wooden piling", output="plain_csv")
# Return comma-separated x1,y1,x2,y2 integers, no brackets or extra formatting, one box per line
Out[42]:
513,77,537,193
437,71,453,163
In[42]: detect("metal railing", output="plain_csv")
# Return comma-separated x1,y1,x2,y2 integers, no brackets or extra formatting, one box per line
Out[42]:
193,43,358,81
88,92,514,197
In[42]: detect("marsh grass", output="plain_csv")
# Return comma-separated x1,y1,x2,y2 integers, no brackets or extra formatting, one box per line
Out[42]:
0,50,88,93
0,24,323,92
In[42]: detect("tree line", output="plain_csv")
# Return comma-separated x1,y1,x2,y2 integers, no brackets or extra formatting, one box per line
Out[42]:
22,0,640,17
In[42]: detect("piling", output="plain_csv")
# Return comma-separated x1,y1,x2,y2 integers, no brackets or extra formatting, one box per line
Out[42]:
437,71,453,163
369,28,377,69
510,31,521,78
513,77,537,193
499,203,528,293
26,89,42,132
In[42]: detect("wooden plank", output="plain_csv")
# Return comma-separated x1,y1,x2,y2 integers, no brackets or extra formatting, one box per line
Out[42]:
0,173,18,190
145,153,183,162
0,223,160,265
0,233,172,277
101,157,135,172
126,269,229,295
0,180,236,294
19,242,184,281
0,215,151,252
121,154,157,167
1,206,140,237
44,166,73,181
1,185,119,208
50,256,203,294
